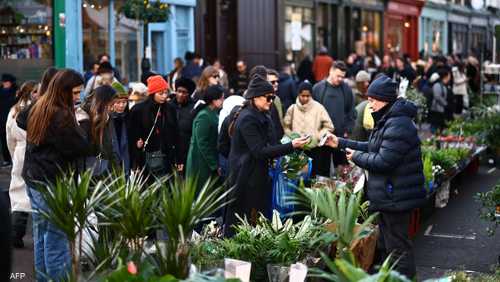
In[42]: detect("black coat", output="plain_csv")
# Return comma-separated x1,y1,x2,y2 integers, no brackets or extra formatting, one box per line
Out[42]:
0,191,12,281
128,97,180,169
0,86,16,132
339,99,426,212
17,107,91,187
277,73,297,111
225,106,294,236
169,98,195,165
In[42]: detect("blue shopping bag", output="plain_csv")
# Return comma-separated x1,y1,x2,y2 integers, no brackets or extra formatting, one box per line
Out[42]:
270,157,312,217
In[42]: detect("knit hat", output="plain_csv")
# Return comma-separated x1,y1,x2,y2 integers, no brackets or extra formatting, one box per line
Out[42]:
93,85,117,102
147,75,169,95
245,75,274,99
1,73,16,83
111,82,128,99
203,84,225,102
367,74,398,102
175,77,196,95
249,65,268,80
355,70,370,82
297,80,313,94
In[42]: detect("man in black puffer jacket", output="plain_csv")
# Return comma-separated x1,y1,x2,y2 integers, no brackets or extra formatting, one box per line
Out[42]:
326,74,426,279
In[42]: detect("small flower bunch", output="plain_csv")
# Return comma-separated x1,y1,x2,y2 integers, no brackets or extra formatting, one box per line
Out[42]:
432,164,444,179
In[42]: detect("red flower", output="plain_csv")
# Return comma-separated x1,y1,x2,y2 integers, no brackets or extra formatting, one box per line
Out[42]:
127,261,138,275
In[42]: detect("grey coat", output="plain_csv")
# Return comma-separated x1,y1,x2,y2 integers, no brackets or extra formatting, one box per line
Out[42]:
431,82,447,113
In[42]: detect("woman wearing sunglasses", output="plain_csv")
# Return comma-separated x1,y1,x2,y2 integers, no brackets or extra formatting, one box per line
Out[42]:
223,75,309,237
192,66,221,101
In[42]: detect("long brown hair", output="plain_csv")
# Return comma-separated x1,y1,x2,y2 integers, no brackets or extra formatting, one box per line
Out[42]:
27,69,84,145
88,85,116,144
38,67,58,98
196,66,218,92
13,80,37,118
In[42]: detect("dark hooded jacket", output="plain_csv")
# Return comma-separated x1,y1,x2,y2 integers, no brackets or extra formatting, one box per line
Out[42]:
338,98,426,212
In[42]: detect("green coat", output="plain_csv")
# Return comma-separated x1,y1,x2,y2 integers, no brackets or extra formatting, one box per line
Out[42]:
186,107,219,190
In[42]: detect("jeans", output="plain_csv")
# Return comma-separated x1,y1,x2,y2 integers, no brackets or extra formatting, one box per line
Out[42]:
27,187,71,282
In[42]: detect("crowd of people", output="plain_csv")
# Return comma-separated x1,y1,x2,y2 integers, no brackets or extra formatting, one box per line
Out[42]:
0,47,483,281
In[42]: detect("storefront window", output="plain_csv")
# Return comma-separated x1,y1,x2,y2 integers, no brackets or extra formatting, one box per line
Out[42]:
471,26,486,54
385,16,404,53
0,0,53,81
82,1,110,71
114,0,140,83
451,23,468,55
315,3,332,55
284,5,314,65
423,18,444,54
83,0,140,83
360,10,381,53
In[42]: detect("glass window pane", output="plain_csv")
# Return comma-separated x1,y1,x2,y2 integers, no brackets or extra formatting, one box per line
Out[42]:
82,1,110,75
114,0,140,83
0,0,53,60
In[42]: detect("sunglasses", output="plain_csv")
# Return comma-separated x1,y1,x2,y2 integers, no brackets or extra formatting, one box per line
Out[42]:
212,75,220,79
265,95,276,102
270,80,279,85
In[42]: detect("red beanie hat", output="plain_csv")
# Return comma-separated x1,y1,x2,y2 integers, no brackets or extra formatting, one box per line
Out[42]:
147,75,169,95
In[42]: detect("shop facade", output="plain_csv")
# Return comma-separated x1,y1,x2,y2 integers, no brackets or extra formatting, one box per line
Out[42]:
342,0,384,58
0,0,54,82
384,0,423,61
0,0,195,83
419,0,448,56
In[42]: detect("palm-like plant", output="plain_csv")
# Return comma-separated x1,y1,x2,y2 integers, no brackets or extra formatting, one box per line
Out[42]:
153,174,234,279
98,169,159,256
311,253,411,282
35,170,113,279
291,187,378,259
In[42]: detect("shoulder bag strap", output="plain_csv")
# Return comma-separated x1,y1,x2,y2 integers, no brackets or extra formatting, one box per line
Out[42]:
143,106,161,152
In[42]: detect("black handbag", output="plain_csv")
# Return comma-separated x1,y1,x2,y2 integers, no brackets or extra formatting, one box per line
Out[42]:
143,107,166,174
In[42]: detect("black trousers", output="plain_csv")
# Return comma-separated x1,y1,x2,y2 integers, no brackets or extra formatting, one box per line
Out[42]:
0,132,11,163
377,211,416,279
0,191,12,281
12,211,29,239
305,146,331,177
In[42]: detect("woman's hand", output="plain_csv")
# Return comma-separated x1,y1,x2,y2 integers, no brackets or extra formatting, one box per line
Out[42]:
324,133,339,148
292,136,310,149
346,148,355,161
136,138,144,149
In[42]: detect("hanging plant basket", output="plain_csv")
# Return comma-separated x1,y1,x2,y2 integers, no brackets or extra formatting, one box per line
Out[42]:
120,0,170,23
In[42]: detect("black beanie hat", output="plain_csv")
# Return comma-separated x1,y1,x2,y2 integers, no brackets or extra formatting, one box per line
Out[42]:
203,84,224,103
175,77,196,95
298,80,313,94
249,65,268,80
1,73,16,83
367,74,398,102
245,75,274,99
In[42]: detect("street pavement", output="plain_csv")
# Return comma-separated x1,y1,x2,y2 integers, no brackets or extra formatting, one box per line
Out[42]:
414,165,500,280
3,163,499,281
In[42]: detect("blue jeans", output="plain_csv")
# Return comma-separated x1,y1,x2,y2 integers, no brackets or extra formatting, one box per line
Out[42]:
27,187,71,282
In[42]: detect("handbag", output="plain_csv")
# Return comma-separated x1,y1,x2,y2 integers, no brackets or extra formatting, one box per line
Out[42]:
143,107,167,174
